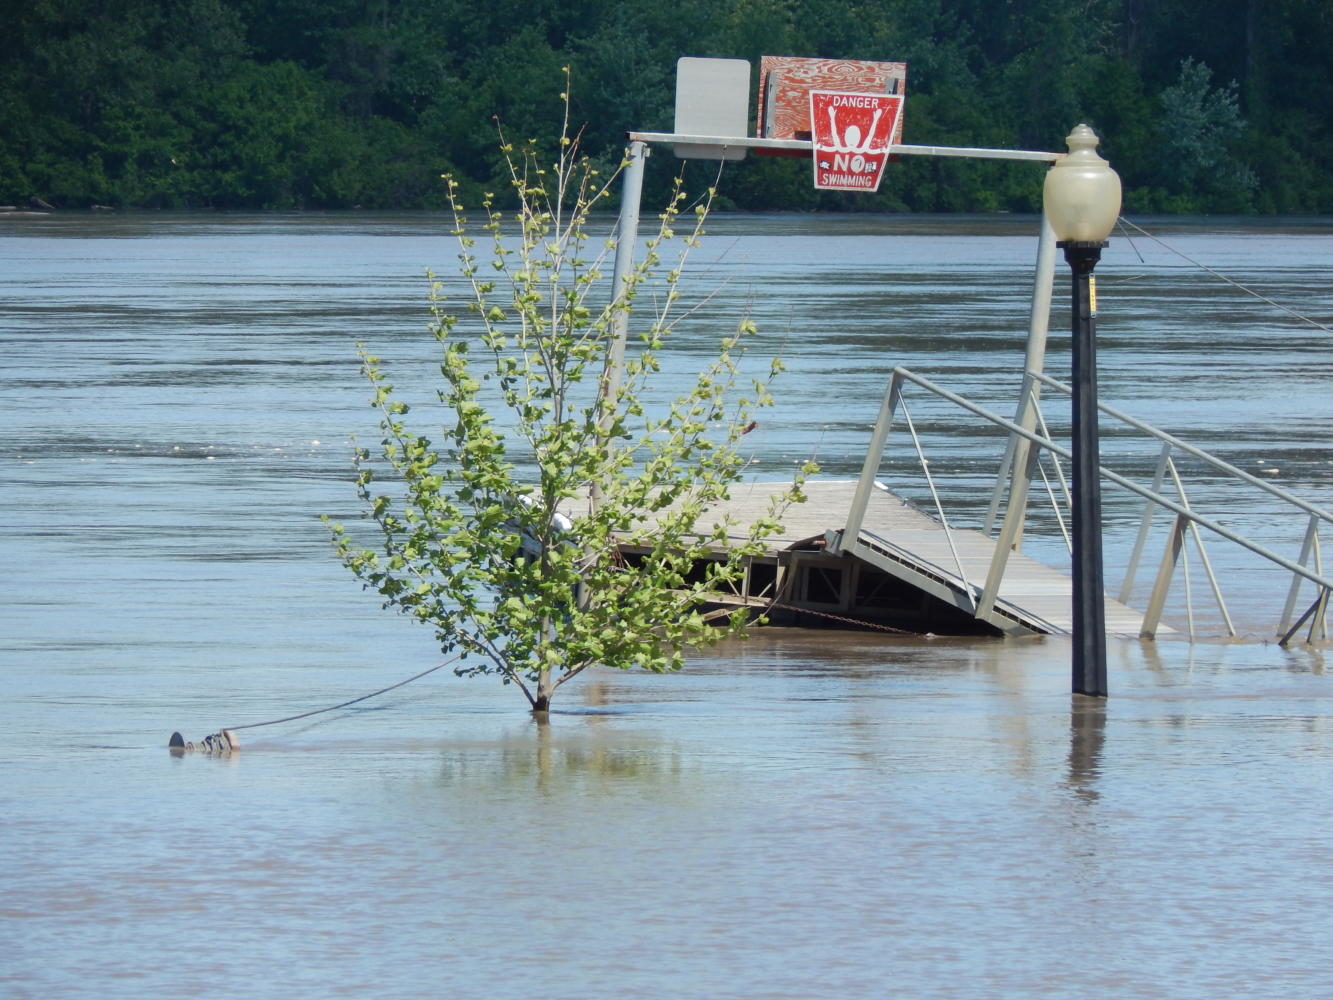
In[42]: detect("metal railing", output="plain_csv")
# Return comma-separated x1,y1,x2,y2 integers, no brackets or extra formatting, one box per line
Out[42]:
840,366,1333,644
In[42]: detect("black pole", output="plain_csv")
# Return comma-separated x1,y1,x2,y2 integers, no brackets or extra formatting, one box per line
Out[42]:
1062,240,1108,698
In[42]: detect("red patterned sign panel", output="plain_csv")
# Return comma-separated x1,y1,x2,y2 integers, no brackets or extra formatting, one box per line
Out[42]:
809,91,902,192
758,56,907,143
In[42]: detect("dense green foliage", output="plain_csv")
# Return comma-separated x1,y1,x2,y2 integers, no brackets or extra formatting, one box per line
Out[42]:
5,0,1331,212
325,112,811,710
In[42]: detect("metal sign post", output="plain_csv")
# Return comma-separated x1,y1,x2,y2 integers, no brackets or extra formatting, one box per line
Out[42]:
591,138,648,512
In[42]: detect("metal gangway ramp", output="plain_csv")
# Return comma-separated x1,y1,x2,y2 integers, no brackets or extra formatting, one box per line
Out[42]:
821,366,1333,645
698,479,1151,637
823,481,1153,637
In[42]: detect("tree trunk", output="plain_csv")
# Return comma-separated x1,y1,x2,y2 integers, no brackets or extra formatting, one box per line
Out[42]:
533,668,554,713
1243,0,1267,126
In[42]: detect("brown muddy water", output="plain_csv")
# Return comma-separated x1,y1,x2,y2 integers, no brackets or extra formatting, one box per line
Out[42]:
3,212,1333,998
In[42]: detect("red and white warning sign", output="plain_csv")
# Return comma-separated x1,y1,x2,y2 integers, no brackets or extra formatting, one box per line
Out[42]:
809,90,903,192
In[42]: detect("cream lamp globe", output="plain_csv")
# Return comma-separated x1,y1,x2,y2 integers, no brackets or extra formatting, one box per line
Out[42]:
1043,124,1122,243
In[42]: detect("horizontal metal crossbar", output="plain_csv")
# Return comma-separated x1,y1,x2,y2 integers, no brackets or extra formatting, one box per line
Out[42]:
625,132,1062,163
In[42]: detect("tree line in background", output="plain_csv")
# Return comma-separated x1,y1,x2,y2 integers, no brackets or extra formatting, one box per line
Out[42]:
3,0,1330,214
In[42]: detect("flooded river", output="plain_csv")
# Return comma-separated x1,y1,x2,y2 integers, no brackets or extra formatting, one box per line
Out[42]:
3,211,1333,998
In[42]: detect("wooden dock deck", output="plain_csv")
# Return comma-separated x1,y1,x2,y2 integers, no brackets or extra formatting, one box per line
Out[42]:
622,478,1158,638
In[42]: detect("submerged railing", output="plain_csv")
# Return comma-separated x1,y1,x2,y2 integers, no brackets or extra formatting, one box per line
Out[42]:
841,366,1333,644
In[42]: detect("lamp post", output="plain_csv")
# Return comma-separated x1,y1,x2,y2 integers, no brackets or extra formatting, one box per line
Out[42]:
1042,124,1122,698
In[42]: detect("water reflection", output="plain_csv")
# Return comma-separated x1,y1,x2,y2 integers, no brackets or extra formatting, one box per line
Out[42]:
1067,695,1107,802
430,720,689,799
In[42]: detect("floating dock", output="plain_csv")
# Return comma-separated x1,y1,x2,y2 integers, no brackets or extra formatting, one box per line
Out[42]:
610,479,1158,638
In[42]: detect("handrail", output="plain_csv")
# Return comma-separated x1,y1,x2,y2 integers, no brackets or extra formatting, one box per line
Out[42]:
839,366,1333,643
1028,370,1333,527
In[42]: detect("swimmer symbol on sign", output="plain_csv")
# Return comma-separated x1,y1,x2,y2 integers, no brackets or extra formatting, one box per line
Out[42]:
809,91,902,193
824,104,884,154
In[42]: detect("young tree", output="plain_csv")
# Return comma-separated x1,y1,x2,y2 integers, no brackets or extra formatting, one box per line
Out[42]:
327,89,812,713
1151,57,1257,212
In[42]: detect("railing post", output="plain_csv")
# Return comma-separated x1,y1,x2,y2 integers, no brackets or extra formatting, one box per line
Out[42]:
977,430,1042,619
1280,513,1321,634
1306,528,1327,642
1120,442,1172,603
1141,514,1188,638
837,370,904,550
1314,588,1331,643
